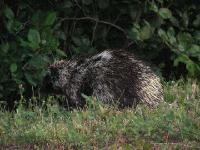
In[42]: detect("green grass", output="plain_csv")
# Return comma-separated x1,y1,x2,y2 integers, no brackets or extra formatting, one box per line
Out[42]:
0,80,200,149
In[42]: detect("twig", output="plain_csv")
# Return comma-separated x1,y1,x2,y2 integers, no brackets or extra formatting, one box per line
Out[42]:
60,17,128,37
73,0,87,16
107,13,122,35
16,21,29,35
91,20,98,46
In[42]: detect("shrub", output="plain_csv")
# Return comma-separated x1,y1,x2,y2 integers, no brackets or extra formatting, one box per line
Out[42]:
0,0,200,106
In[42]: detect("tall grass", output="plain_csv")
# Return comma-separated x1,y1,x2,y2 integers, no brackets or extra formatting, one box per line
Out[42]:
0,80,200,149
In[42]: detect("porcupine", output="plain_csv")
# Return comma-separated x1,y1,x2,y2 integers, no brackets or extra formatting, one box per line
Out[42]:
42,50,164,108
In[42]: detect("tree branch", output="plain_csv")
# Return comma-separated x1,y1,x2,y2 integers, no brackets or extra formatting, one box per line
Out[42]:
60,17,128,37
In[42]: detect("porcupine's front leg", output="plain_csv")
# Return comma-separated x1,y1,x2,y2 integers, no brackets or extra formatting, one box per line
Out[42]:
63,83,84,108
64,72,89,108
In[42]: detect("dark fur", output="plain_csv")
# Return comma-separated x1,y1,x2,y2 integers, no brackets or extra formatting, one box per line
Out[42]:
42,50,164,108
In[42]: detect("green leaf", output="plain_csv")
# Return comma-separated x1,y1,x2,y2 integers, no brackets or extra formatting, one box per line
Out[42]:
174,54,188,66
63,1,73,8
55,49,67,57
0,42,9,53
150,15,163,28
194,31,200,41
44,12,57,26
174,54,200,77
158,8,172,19
193,15,200,27
139,23,152,40
82,0,92,5
149,2,158,12
182,11,189,27
28,29,41,49
129,28,140,41
188,44,200,56
82,38,90,46
72,46,81,54
72,36,82,46
56,31,66,40
13,20,22,32
4,7,14,20
10,63,17,73
19,38,30,48
5,20,13,33
170,16,179,27
187,63,200,77
177,32,193,51
158,29,168,40
29,55,46,68
41,29,59,50
31,11,41,25
177,33,193,44
98,0,109,9
25,73,37,86
167,27,176,44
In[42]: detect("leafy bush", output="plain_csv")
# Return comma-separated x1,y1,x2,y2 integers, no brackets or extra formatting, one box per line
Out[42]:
0,0,200,106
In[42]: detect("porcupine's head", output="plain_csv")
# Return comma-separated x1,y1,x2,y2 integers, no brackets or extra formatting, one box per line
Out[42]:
42,59,78,95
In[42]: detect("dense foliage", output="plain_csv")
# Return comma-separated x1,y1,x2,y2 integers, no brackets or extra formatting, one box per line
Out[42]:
0,0,200,106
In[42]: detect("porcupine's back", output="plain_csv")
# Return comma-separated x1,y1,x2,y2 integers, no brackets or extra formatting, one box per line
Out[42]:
83,50,164,107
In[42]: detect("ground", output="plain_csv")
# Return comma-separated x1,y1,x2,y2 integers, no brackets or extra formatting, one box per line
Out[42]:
0,79,200,149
